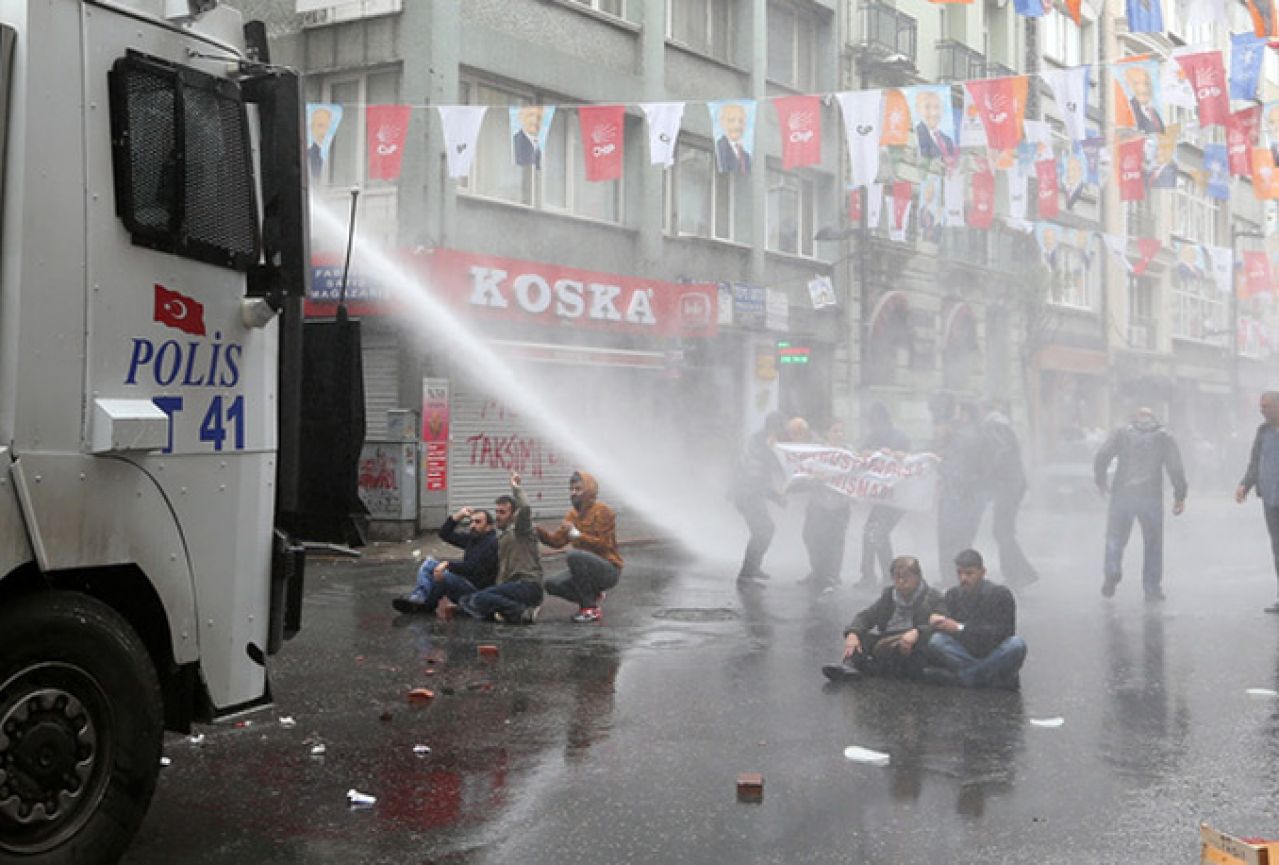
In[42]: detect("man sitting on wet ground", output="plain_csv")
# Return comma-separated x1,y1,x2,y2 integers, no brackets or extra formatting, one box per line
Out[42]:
923,548,1027,690
538,470,623,623
823,556,945,682
458,472,545,624
392,504,498,615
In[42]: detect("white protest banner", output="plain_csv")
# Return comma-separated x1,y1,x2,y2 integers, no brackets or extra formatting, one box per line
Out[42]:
774,443,940,511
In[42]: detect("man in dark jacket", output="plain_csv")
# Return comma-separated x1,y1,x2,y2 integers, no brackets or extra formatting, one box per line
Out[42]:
856,403,911,589
1236,391,1279,613
981,402,1039,587
734,411,788,583
924,548,1026,689
392,504,498,614
1094,407,1187,601
461,472,545,624
935,400,988,582
822,556,945,682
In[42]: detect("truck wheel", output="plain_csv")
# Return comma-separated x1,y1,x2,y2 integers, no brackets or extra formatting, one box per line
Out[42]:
0,592,163,865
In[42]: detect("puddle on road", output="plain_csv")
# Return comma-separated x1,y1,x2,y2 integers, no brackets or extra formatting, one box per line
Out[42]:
651,607,739,623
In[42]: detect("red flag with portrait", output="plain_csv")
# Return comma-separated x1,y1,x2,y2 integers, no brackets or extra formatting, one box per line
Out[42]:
1117,138,1146,201
964,77,1028,150
1243,250,1274,297
968,171,995,229
774,95,822,170
366,105,412,181
1229,106,1263,176
1035,159,1059,218
578,105,625,182
1176,51,1229,127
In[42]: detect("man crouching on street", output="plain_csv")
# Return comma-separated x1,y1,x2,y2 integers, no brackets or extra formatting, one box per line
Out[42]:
823,556,945,682
458,472,545,624
538,471,623,623
923,548,1027,690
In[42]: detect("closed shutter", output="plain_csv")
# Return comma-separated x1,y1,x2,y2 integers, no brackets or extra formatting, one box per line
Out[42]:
361,323,400,441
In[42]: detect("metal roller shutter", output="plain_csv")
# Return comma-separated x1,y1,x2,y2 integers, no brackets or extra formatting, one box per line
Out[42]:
361,323,400,441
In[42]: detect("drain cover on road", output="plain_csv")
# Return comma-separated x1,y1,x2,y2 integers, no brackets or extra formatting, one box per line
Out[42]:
652,607,739,622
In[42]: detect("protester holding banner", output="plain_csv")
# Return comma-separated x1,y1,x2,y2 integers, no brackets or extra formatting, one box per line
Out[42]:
734,411,788,584
801,418,855,592
856,403,911,591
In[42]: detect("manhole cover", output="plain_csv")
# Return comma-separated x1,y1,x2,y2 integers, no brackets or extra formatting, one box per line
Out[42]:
652,607,739,622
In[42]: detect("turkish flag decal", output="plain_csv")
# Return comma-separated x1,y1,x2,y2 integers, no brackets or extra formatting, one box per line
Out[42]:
154,283,205,336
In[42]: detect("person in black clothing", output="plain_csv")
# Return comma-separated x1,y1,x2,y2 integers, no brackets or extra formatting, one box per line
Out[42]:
1236,391,1279,613
923,548,1026,690
734,411,788,583
935,400,988,582
856,403,911,589
981,401,1039,587
392,505,499,614
823,556,945,682
1094,407,1187,601
800,418,854,591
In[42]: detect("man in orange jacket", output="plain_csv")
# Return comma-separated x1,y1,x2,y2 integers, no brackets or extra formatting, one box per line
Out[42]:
538,471,623,623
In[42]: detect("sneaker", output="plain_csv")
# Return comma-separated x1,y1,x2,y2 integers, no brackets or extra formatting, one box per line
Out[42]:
392,595,430,614
571,607,601,623
821,661,862,683
1101,575,1120,598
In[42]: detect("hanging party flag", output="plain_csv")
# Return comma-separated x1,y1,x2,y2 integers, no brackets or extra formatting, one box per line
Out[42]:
1036,158,1060,218
1161,53,1198,111
1015,0,1047,17
1243,250,1274,296
437,106,487,179
1228,106,1262,175
881,89,913,148
867,183,885,230
1009,151,1032,220
1252,146,1279,198
1206,245,1235,295
709,100,756,174
1063,0,1084,22
1246,0,1279,38
1126,0,1164,33
510,105,555,169
848,187,863,223
1040,66,1090,142
919,175,943,241
890,181,913,242
366,104,412,181
1035,223,1062,267
578,105,625,182
640,102,685,167
1103,234,1134,272
306,103,343,180
1204,144,1230,200
1176,51,1229,127
1151,124,1181,189
958,87,988,148
774,95,822,169
1113,59,1164,133
908,86,959,163
837,90,884,189
944,173,966,226
1132,238,1162,275
1117,137,1146,201
1231,33,1266,101
964,77,1028,150
1186,0,1228,25
1174,243,1207,282
1060,144,1091,209
969,171,996,229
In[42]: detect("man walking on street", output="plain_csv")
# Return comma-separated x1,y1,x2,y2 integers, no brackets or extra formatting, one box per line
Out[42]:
1094,407,1187,601
391,505,498,615
856,403,910,590
981,401,1039,587
733,411,788,583
1236,391,1279,613
923,548,1027,690
459,472,544,624
539,471,623,623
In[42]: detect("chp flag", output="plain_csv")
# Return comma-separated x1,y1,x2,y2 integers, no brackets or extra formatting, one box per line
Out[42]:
578,105,626,181
774,443,940,512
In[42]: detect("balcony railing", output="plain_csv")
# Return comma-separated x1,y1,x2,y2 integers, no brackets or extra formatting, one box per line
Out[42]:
860,2,918,65
935,40,986,82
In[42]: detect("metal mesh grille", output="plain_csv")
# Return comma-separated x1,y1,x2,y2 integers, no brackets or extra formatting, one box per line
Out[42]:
182,84,258,262
124,65,177,236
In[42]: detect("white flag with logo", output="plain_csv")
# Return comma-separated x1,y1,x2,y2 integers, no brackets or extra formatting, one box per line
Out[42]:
1009,161,1030,221
943,173,966,226
1039,66,1090,142
867,183,884,230
437,105,488,178
640,102,685,167
1103,234,1133,272
959,88,988,148
836,90,884,188
1162,51,1199,109
1205,244,1234,294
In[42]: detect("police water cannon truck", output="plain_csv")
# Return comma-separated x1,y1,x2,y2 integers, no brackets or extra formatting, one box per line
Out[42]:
0,2,363,863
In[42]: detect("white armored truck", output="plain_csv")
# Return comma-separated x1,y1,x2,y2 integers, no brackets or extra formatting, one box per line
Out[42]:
0,3,361,863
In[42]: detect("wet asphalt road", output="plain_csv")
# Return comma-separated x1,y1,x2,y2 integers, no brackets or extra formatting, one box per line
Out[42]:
122,492,1279,864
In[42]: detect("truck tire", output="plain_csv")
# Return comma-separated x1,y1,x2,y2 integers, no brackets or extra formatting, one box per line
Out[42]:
0,592,163,865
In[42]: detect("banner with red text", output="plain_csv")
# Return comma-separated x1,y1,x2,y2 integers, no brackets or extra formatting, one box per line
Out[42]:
774,444,940,512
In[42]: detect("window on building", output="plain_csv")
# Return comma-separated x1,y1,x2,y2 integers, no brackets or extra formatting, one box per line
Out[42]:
666,140,747,242
1172,269,1226,343
1125,196,1157,238
1043,11,1087,67
568,0,628,18
1173,172,1219,246
1128,275,1157,350
668,0,733,62
767,4,818,90
459,79,623,223
1048,244,1096,310
315,69,400,188
766,168,814,256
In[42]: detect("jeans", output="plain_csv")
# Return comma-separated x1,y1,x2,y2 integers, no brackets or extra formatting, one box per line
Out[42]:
860,505,904,583
545,550,620,608
460,579,544,621
1104,491,1164,593
735,494,775,577
925,632,1027,689
991,483,1038,584
412,557,477,611
804,500,852,585
1265,506,1279,592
